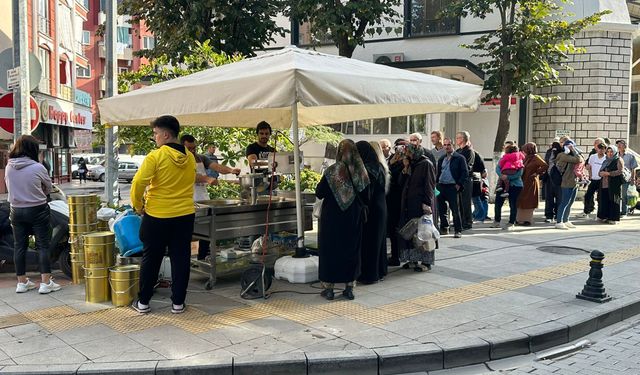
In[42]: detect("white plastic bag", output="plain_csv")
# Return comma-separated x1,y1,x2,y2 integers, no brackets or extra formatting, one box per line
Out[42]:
97,207,117,221
417,214,440,241
312,198,323,219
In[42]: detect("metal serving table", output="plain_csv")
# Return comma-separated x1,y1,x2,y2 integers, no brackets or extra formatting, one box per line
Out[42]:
191,197,313,289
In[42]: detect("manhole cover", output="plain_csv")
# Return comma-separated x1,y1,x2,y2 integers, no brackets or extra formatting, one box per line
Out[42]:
537,246,588,255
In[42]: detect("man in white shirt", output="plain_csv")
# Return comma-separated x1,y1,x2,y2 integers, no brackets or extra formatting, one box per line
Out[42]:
580,142,606,218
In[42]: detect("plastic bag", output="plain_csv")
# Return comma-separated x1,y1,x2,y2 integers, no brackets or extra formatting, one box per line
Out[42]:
313,198,323,219
417,214,440,241
97,207,117,221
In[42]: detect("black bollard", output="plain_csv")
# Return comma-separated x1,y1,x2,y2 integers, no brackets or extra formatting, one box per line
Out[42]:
576,250,612,303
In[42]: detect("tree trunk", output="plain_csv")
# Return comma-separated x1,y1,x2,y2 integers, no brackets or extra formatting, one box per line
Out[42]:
336,35,355,57
493,82,512,153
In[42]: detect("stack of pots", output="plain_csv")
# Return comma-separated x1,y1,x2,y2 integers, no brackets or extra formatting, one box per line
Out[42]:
83,231,116,303
67,195,99,284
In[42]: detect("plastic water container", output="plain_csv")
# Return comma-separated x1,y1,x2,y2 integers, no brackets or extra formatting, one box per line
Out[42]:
112,214,144,257
274,255,319,283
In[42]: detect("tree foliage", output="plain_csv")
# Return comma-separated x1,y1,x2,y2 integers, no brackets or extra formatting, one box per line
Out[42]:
445,0,608,152
94,40,341,164
120,0,287,61
286,0,402,57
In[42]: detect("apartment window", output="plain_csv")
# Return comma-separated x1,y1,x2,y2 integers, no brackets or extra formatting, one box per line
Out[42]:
118,67,129,74
77,64,91,78
38,47,51,94
81,0,90,10
143,36,155,50
82,30,91,45
631,93,638,136
410,114,427,134
38,0,50,35
406,0,459,37
117,26,133,48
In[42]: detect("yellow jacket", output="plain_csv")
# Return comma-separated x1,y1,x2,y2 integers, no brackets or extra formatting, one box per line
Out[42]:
131,144,196,218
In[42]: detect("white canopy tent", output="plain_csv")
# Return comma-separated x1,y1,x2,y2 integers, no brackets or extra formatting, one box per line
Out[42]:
98,46,483,250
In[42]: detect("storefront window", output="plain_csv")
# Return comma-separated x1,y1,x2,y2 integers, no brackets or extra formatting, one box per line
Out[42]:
391,116,408,134
60,151,69,176
410,114,427,134
631,93,638,136
407,0,459,38
355,120,371,135
373,118,389,134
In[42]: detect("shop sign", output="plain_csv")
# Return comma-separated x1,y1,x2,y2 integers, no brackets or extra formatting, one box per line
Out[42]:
478,96,517,112
555,129,571,138
38,98,92,130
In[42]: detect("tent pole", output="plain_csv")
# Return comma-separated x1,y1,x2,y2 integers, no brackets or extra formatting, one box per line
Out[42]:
291,103,306,257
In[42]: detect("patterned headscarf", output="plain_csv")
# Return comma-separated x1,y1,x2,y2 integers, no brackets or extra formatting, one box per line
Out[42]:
324,139,370,211
405,143,425,161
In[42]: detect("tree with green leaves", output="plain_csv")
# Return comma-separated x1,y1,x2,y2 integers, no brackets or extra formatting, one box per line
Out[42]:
286,0,402,57
445,0,608,153
94,40,341,165
120,0,286,61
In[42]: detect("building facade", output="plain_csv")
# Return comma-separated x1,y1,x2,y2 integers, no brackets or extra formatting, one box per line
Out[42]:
270,0,638,166
0,0,95,187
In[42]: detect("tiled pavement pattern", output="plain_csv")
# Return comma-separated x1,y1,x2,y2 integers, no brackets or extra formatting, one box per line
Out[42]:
0,212,638,368
0,247,638,337
505,321,640,374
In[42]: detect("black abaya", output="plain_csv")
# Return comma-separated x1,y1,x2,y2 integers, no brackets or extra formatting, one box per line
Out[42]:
358,165,387,284
316,176,369,283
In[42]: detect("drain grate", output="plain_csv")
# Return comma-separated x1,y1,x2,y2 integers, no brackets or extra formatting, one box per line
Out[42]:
537,246,589,255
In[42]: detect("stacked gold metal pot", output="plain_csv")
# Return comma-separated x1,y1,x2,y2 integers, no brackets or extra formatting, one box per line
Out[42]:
67,195,99,284
83,231,116,303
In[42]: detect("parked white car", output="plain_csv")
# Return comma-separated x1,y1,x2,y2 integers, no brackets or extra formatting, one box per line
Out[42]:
87,161,140,183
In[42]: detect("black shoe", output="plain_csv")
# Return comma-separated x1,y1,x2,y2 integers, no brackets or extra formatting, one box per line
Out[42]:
413,265,424,272
388,258,401,267
440,227,449,235
131,299,150,314
321,288,334,300
462,226,472,231
425,264,432,271
402,263,411,269
342,286,355,300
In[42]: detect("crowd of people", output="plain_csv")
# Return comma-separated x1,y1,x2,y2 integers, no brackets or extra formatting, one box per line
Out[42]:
315,131,639,301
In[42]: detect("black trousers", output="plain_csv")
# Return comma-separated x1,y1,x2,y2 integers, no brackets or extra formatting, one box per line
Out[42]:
459,179,473,229
583,179,601,214
494,186,522,225
438,184,462,233
10,204,51,276
544,180,560,220
138,213,195,305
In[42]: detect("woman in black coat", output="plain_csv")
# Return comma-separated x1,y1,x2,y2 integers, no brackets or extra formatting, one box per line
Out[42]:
386,139,408,266
355,141,389,285
398,144,437,272
316,139,370,300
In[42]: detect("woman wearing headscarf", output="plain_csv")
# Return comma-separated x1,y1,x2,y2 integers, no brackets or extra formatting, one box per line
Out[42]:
597,146,624,224
386,139,408,266
316,140,370,300
516,143,548,225
543,142,563,223
355,141,389,285
398,143,437,272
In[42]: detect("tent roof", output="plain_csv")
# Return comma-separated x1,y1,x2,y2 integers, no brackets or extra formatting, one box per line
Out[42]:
98,46,482,128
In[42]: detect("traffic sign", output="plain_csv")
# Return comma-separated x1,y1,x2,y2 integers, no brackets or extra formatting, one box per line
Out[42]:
0,93,39,133
6,67,19,90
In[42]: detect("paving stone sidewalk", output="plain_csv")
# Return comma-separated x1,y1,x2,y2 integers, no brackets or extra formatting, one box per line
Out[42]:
0,205,638,374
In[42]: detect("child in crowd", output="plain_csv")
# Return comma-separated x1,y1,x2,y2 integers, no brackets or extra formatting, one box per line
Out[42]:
496,144,524,198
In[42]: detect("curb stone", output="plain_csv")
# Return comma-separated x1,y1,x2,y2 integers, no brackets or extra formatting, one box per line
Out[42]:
1,294,639,374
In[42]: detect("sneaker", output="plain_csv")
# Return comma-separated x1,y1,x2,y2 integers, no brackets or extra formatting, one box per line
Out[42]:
495,187,504,193
440,227,449,235
491,221,501,228
565,222,576,229
544,218,552,223
500,192,509,198
171,303,186,314
131,299,151,314
555,223,569,230
16,279,36,293
38,279,61,294
454,232,462,238
608,220,618,225
576,213,588,218
502,224,515,231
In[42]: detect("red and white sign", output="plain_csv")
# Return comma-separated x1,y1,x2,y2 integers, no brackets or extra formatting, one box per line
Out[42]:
39,98,92,130
0,93,40,133
478,96,517,112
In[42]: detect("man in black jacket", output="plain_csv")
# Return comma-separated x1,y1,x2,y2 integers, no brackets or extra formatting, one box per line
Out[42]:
436,138,469,238
455,131,477,230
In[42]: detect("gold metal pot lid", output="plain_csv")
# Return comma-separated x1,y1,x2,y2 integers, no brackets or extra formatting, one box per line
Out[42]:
110,265,140,272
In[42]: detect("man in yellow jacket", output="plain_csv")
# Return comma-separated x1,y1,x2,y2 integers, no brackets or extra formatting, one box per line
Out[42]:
130,115,196,314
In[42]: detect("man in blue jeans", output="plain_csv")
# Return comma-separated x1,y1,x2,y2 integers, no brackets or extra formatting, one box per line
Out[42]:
616,140,638,216
436,138,468,238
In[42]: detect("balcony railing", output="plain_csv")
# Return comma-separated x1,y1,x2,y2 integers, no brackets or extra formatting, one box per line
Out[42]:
38,78,51,95
38,15,50,35
60,85,73,102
